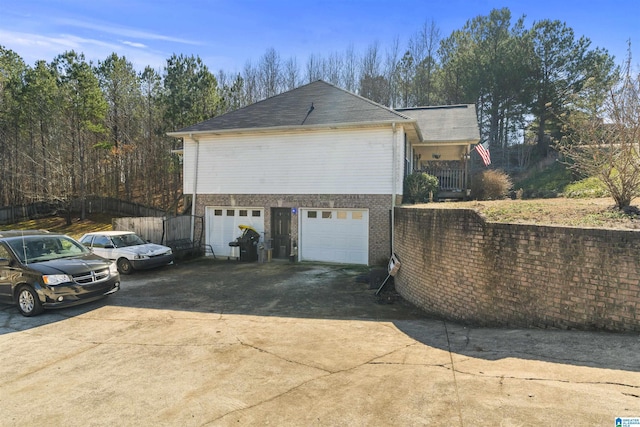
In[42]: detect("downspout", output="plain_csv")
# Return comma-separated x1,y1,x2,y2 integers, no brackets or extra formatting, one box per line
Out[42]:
190,134,200,242
391,122,397,255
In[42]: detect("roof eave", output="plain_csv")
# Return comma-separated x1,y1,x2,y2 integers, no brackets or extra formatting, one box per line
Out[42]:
415,138,481,146
167,118,417,138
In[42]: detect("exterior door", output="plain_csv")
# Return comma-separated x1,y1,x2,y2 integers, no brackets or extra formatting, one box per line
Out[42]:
271,208,291,259
0,244,15,301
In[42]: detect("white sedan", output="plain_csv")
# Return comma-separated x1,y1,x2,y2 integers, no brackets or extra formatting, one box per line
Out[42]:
79,231,174,274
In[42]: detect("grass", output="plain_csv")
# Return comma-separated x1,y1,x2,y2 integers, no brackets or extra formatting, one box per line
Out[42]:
572,209,634,228
433,197,640,229
481,201,557,223
0,214,114,239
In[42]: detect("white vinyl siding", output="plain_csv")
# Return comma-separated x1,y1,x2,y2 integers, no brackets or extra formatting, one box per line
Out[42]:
184,127,399,195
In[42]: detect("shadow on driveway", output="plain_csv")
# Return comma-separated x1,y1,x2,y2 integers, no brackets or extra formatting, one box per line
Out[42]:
2,257,639,373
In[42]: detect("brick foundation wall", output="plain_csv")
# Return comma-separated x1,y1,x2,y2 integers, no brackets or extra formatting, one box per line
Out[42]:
394,206,640,332
194,194,394,265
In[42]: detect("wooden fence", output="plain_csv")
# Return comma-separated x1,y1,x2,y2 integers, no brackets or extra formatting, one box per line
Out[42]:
112,215,202,246
81,197,167,217
112,217,166,244
0,197,204,257
0,197,166,225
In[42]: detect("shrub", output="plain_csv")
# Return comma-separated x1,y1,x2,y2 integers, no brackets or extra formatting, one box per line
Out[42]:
471,169,512,200
514,188,524,199
403,172,439,204
563,177,610,198
513,161,572,199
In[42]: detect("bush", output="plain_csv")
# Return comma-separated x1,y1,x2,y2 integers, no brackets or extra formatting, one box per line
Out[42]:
471,169,512,200
403,172,439,204
513,161,573,199
563,177,610,198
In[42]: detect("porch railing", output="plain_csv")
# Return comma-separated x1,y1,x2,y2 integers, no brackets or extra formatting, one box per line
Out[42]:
421,168,466,192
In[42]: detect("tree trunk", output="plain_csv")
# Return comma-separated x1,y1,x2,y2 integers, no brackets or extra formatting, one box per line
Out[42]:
537,114,548,157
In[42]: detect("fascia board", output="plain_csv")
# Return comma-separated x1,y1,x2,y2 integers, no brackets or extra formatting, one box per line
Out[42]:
167,119,416,138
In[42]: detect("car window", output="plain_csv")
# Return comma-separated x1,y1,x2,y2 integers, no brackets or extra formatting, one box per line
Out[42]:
91,235,112,248
113,234,146,247
6,235,89,263
111,236,124,248
0,244,12,261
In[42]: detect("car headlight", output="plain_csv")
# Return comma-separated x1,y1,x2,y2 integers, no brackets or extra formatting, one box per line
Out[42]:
43,274,72,285
109,262,118,276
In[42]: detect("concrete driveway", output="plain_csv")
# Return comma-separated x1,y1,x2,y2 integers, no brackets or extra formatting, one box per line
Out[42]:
1,258,639,426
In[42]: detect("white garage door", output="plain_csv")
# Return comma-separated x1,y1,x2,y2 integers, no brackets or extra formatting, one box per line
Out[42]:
205,207,264,258
299,208,369,265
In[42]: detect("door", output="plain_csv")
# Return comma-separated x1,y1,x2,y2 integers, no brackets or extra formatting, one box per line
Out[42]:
0,244,15,301
271,208,291,259
299,208,369,265
83,234,116,261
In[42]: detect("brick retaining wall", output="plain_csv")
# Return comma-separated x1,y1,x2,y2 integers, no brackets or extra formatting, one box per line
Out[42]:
394,206,640,332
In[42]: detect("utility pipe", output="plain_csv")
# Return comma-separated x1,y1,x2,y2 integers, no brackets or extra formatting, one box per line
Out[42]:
391,122,397,255
190,133,200,242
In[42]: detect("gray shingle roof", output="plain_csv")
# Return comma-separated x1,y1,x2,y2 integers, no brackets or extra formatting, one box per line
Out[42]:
397,105,480,142
171,80,412,134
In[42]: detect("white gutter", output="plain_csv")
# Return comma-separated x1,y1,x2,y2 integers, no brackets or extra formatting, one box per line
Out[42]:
167,119,417,139
190,134,200,242
391,122,397,255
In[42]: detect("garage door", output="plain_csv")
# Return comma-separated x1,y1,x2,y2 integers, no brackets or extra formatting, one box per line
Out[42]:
205,207,264,258
299,208,369,265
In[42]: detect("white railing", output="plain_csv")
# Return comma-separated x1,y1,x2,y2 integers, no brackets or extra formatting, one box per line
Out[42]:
422,168,466,191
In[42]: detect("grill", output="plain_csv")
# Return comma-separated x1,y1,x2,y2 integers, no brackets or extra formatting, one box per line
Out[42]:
229,225,260,262
73,268,111,284
149,252,169,258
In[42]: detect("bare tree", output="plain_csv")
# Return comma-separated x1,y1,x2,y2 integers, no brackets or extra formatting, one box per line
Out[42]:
242,60,259,104
559,48,639,209
53,51,108,221
305,54,323,83
283,57,300,90
410,20,441,105
258,48,282,98
342,45,358,92
324,51,343,86
97,53,142,200
360,41,381,79
139,66,168,207
384,37,400,107
359,41,389,104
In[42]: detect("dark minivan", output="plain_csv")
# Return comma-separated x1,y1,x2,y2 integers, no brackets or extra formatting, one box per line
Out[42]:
0,230,120,316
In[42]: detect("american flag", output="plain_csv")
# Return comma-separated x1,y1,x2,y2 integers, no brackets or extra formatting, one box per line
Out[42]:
475,142,491,166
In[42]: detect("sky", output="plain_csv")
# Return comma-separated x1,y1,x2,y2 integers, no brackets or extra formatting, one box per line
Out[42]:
1,0,639,75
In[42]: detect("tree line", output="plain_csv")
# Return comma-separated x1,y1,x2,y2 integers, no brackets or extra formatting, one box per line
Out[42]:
0,7,622,212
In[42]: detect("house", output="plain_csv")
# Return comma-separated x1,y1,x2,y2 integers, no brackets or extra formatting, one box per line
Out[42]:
168,80,480,265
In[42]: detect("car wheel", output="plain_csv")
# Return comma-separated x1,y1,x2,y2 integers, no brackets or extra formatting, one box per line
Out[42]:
117,258,133,275
17,285,44,317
